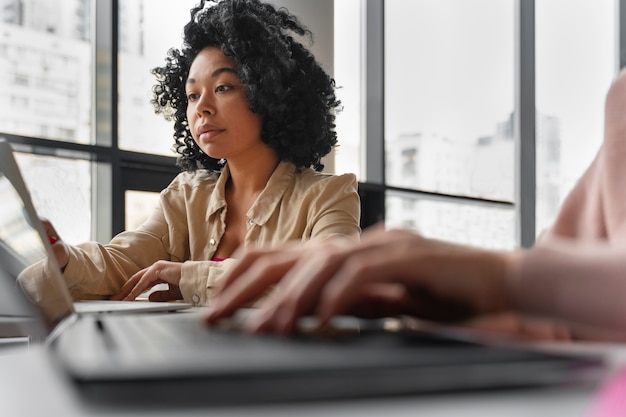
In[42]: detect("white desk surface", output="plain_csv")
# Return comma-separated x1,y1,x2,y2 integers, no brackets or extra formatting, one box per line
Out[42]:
2,341,625,417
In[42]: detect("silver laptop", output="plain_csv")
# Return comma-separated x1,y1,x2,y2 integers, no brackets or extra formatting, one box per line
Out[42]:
0,139,606,407
0,140,190,338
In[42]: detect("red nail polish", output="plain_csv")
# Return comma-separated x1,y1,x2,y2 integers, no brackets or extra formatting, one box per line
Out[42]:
48,236,58,244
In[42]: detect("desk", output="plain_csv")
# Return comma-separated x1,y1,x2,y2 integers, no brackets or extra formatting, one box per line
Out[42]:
0,343,621,417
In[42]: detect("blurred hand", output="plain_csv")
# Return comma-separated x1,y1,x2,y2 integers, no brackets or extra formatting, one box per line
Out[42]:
205,226,515,336
204,240,315,320
40,218,70,270
111,260,183,302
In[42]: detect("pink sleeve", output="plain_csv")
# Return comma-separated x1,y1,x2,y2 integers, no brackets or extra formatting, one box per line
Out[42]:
540,69,626,245
510,240,626,340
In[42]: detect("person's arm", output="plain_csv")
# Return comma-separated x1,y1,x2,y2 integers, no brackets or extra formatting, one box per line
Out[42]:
54,177,189,300
61,229,171,299
36,217,171,300
511,239,626,341
207,228,626,342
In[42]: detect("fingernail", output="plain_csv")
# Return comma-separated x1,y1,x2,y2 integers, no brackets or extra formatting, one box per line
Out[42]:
48,236,58,244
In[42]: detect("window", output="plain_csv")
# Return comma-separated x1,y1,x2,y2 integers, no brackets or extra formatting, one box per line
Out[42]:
0,0,180,243
0,0,93,144
125,190,160,231
0,0,97,242
350,0,623,248
14,152,92,244
117,0,197,157
1,0,623,249
334,0,363,179
387,191,515,250
384,0,516,248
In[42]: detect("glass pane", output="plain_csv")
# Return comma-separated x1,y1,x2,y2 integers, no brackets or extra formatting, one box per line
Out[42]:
0,0,93,143
334,0,363,179
125,190,164,298
14,153,92,244
384,0,515,202
386,191,516,250
535,0,616,236
117,0,197,156
125,190,160,231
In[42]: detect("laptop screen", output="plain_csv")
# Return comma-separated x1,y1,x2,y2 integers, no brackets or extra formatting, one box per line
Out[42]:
0,141,74,336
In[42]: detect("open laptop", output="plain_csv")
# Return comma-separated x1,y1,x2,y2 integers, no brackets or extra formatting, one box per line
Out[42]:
0,140,607,407
0,140,190,337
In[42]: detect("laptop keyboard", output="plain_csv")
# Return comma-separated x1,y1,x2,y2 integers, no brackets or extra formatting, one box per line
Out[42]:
95,312,251,361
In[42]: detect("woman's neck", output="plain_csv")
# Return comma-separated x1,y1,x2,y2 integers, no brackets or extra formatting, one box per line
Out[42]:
226,149,281,195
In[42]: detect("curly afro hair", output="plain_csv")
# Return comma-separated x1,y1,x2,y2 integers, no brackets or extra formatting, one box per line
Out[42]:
151,0,341,173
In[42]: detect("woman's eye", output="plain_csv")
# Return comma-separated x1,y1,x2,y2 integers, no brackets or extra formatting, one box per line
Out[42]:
187,93,199,102
215,85,232,93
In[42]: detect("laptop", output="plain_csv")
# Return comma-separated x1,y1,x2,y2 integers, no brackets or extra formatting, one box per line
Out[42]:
0,139,607,407
0,140,190,337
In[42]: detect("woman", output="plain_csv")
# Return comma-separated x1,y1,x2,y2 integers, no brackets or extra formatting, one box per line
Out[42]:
37,0,360,307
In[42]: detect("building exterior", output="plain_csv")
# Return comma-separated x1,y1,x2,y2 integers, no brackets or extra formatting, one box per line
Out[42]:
385,112,560,247
0,0,92,142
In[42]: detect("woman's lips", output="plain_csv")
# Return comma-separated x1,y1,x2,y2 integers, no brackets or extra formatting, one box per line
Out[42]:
198,129,224,142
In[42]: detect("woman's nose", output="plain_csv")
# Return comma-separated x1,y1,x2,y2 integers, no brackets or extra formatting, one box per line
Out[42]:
196,95,215,115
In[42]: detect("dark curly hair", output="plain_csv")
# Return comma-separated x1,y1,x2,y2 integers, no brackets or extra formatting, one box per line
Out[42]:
151,0,341,172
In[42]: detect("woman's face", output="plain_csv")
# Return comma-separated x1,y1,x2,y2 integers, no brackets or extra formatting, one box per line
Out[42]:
185,47,265,162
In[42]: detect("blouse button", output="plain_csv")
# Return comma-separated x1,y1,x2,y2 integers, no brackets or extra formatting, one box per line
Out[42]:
210,238,216,246
247,218,254,226
192,294,200,304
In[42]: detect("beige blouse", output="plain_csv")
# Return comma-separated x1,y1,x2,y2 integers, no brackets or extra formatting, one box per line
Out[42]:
61,161,361,306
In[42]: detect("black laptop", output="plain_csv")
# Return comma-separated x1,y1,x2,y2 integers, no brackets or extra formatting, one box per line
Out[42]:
0,139,606,408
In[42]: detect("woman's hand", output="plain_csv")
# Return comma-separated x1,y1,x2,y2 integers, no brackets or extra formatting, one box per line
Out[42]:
40,218,70,270
205,227,515,335
111,260,183,302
